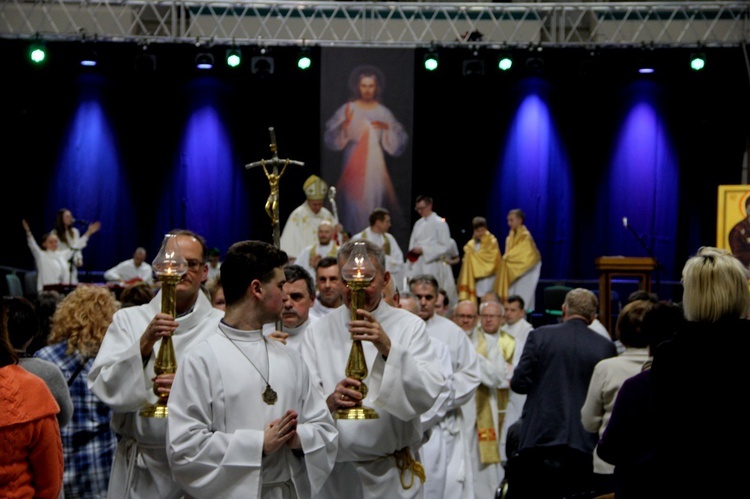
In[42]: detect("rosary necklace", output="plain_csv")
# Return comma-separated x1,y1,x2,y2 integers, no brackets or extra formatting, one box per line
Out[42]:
221,330,277,405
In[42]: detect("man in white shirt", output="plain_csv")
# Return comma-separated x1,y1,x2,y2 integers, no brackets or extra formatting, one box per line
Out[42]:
309,256,344,321
406,195,456,299
88,230,224,499
206,247,222,283
280,175,337,263
299,240,448,498
296,220,339,280
104,247,154,285
166,240,338,498
410,274,481,499
352,207,405,291
263,264,317,351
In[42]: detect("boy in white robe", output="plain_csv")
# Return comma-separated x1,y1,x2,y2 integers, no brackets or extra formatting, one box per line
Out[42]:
167,240,338,498
299,239,448,498
88,229,225,499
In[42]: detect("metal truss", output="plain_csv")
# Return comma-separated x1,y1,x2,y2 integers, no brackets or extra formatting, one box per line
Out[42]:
0,1,747,49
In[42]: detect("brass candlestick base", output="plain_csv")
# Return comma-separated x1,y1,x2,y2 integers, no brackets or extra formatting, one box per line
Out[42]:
335,279,379,420
140,273,181,418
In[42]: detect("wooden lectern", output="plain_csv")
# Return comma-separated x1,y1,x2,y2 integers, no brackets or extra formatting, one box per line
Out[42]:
594,256,657,333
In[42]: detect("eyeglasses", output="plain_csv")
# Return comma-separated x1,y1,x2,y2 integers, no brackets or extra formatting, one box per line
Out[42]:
455,314,477,320
480,314,502,319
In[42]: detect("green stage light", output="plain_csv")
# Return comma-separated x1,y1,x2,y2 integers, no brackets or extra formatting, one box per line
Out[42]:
690,52,706,71
297,48,312,70
29,43,46,64
226,48,241,68
424,52,438,71
498,53,513,71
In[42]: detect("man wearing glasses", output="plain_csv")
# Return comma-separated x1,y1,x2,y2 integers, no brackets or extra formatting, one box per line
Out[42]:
89,229,224,499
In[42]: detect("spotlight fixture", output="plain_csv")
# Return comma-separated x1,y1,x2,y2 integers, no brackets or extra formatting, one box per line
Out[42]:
689,52,706,71
297,47,312,71
195,52,214,70
637,58,655,74
463,59,485,77
424,51,439,72
497,52,513,71
80,47,98,67
525,56,545,76
251,55,274,76
29,42,47,65
226,48,241,68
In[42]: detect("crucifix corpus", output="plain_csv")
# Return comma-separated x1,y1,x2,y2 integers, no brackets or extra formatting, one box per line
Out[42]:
245,127,304,248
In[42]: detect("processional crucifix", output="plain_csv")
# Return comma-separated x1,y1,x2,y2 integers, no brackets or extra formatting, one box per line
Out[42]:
245,127,304,247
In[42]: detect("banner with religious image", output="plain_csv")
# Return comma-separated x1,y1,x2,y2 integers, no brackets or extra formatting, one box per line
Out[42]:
717,185,750,269
320,47,414,252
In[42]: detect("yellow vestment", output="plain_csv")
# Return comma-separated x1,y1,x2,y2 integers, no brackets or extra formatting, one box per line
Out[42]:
494,226,541,301
457,232,501,301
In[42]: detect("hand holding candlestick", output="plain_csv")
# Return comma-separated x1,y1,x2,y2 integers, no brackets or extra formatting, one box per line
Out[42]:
140,233,188,418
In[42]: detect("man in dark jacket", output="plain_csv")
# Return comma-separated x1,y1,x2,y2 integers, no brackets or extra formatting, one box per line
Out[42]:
507,288,617,498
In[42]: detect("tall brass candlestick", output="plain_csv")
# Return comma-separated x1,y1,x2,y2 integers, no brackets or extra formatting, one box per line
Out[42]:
335,241,379,420
140,234,187,418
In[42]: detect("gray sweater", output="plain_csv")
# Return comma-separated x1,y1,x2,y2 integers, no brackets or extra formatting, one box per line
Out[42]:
19,357,74,427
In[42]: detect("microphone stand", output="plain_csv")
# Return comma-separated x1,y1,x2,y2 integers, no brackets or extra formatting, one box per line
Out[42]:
622,218,662,296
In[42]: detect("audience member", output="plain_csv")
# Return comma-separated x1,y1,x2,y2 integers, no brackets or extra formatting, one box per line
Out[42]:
119,280,155,308
508,288,617,498
457,216,502,302
352,207,406,291
0,298,63,499
167,240,338,497
205,275,226,311
4,296,73,429
339,229,352,245
299,239,448,498
499,295,534,463
263,264,317,350
104,246,153,285
51,208,102,284
88,229,224,499
23,219,73,293
280,174,337,263
598,247,748,498
296,220,340,279
29,290,63,355
35,285,119,498
580,299,654,496
308,256,344,320
495,208,542,313
206,246,222,283
410,274,480,499
459,300,507,498
406,195,457,303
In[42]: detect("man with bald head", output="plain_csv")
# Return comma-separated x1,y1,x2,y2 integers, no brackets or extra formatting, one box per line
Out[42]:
296,220,339,279
104,246,153,285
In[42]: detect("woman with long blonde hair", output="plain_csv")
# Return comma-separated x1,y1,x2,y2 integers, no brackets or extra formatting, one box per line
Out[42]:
34,285,119,498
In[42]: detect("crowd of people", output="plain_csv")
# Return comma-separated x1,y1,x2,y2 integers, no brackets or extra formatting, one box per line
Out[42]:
3,184,748,499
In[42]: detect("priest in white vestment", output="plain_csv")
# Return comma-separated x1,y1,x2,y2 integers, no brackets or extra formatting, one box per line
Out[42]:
409,275,481,499
263,264,318,351
296,220,340,281
167,241,338,498
300,240,448,498
462,323,507,499
406,195,456,297
352,207,406,291
88,230,225,499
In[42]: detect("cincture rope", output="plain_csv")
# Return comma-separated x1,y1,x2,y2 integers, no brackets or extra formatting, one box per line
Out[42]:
392,446,426,489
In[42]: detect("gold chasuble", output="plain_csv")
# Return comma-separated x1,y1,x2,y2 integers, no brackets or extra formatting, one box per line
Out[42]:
475,330,501,464
494,226,541,301
457,232,501,301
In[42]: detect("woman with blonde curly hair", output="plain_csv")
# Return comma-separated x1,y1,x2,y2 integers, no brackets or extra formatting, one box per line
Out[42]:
34,285,119,498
